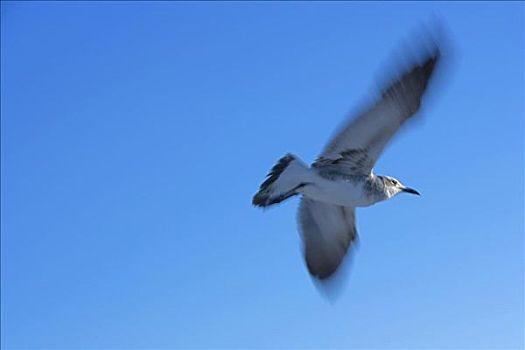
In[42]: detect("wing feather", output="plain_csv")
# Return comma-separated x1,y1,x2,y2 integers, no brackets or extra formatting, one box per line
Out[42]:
298,198,357,280
316,49,440,175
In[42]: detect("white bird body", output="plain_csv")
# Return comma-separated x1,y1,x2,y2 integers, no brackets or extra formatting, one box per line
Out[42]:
270,157,378,207
301,175,372,208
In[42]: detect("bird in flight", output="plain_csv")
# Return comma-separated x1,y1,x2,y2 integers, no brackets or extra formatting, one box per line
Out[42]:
253,36,441,280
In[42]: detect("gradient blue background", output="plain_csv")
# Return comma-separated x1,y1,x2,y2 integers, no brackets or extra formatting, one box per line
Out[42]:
1,2,523,349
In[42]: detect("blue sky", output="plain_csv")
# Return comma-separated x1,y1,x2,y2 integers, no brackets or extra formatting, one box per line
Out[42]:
1,1,523,349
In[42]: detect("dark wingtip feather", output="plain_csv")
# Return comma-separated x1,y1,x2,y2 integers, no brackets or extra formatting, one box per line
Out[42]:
379,45,442,118
258,154,295,191
252,154,296,207
420,48,441,85
252,193,267,207
306,259,340,280
305,230,358,281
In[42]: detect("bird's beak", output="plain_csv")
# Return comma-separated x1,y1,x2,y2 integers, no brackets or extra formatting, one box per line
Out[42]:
402,187,420,196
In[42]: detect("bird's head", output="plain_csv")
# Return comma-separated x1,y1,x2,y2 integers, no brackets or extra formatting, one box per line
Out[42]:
380,175,420,198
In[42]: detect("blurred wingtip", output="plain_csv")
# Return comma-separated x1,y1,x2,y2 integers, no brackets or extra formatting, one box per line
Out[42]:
307,244,359,302
373,18,454,111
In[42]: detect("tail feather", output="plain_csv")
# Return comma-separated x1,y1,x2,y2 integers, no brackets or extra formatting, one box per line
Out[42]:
252,154,310,207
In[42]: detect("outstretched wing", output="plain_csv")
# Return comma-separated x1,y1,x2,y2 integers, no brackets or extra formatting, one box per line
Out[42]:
314,47,440,175
298,198,357,280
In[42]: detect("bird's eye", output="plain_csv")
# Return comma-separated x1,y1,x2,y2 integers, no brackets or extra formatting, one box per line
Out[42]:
391,180,397,185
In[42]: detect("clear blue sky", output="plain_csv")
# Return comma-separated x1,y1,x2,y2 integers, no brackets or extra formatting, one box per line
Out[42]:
1,1,523,349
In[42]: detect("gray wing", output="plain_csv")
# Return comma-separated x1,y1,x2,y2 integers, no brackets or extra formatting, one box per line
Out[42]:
314,48,440,175
298,198,357,280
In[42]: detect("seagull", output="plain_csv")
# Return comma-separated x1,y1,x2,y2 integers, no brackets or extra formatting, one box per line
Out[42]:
252,38,441,280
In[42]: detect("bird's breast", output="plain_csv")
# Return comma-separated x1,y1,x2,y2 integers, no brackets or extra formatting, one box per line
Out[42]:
301,176,375,207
